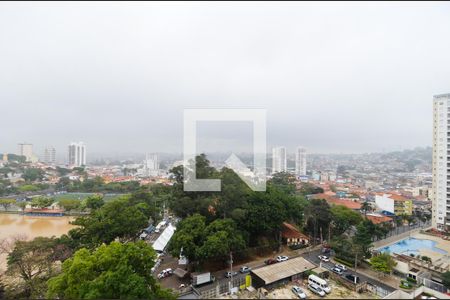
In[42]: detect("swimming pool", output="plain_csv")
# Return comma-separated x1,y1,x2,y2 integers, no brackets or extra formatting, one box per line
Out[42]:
379,237,447,256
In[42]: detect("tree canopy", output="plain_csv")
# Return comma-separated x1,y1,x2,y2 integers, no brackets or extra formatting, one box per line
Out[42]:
47,241,175,299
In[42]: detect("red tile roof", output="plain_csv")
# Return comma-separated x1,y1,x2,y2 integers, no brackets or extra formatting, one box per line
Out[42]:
282,222,309,240
366,214,393,224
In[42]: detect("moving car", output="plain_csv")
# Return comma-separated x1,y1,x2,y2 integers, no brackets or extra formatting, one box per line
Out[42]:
225,271,238,278
345,274,360,284
264,258,277,265
308,283,325,297
332,267,344,275
276,255,289,262
318,255,330,262
335,263,347,271
292,286,307,299
239,266,251,273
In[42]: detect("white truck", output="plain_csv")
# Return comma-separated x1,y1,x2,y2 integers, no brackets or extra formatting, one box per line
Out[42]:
191,272,215,286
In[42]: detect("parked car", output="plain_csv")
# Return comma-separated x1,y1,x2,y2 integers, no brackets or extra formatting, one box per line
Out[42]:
292,286,307,299
308,283,325,297
318,255,330,262
345,274,360,284
225,271,238,278
276,255,289,262
335,263,347,271
332,267,344,275
157,268,173,279
264,258,277,265
239,266,251,273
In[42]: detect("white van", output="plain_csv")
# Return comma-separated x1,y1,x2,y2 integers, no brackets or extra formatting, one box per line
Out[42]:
308,274,331,293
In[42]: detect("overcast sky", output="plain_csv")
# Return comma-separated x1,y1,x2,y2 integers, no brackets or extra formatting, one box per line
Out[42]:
1,2,450,157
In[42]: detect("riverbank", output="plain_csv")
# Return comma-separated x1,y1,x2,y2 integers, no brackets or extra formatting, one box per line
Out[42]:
0,214,76,272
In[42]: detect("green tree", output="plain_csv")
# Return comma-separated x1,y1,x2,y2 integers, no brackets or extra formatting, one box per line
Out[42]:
199,218,246,261
0,198,16,211
169,215,246,264
370,253,397,275
58,199,80,212
304,199,332,244
244,186,287,238
21,168,45,182
442,271,450,289
361,201,372,216
84,195,105,210
30,197,54,209
169,214,207,262
330,205,363,236
270,172,296,194
7,237,57,298
47,241,175,299
17,201,27,212
353,219,376,257
69,198,148,248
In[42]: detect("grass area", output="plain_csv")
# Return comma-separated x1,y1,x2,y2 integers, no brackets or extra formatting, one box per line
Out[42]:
53,193,127,202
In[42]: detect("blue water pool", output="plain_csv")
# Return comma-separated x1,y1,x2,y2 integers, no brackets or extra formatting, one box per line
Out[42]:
380,237,447,256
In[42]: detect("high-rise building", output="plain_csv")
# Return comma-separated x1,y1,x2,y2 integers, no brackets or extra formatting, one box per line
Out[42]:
68,142,86,167
432,93,450,231
18,143,33,162
143,153,159,176
44,146,56,165
272,146,287,174
295,147,307,176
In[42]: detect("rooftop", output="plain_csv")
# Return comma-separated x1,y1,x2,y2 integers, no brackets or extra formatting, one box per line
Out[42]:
251,256,315,285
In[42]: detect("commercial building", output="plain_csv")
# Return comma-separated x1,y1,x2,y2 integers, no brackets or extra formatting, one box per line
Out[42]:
432,93,450,231
272,146,287,174
43,146,56,165
68,142,86,167
18,143,34,162
375,193,413,216
295,147,307,176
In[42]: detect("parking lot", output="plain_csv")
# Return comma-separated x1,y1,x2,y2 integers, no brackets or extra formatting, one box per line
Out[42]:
267,280,378,299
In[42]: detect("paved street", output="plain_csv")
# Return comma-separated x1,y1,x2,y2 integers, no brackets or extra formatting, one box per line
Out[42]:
302,249,397,293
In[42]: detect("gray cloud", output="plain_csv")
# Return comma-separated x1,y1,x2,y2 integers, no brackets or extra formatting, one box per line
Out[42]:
1,2,450,156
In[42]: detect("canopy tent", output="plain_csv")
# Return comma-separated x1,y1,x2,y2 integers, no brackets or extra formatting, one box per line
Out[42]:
152,224,176,252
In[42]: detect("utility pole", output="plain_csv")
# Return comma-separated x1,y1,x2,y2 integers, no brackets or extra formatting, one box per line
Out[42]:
229,251,233,294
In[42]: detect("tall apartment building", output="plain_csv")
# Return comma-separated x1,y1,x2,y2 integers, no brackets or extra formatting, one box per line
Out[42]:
432,93,450,231
295,147,307,176
272,146,287,174
68,142,86,167
143,153,159,177
18,143,34,162
43,146,56,165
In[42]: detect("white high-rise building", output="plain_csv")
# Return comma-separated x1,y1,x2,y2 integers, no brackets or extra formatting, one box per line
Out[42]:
18,143,33,162
272,146,287,174
432,93,450,231
68,142,86,167
295,147,307,176
44,146,56,165
142,154,159,177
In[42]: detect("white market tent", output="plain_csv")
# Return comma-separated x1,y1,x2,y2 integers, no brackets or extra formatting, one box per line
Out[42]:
152,224,176,253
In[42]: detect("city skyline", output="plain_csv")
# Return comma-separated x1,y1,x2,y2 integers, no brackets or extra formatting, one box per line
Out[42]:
2,3,450,154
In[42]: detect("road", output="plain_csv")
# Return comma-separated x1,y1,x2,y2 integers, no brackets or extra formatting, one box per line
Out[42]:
206,248,397,295
302,249,396,293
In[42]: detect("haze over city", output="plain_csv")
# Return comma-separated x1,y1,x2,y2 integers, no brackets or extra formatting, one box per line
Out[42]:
2,2,450,156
